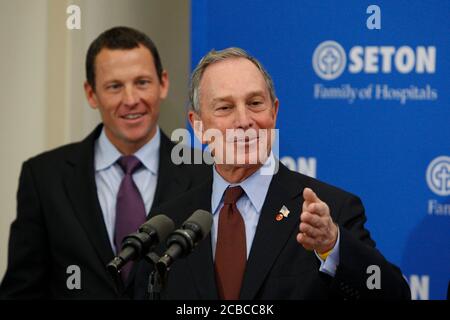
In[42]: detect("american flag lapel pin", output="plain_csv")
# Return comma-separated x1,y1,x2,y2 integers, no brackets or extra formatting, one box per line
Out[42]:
275,205,290,221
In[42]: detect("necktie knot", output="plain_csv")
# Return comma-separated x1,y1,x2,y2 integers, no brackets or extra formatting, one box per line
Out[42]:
118,155,142,175
223,186,244,205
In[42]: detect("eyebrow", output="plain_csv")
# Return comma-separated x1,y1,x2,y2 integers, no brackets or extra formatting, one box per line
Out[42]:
102,74,154,85
210,91,266,104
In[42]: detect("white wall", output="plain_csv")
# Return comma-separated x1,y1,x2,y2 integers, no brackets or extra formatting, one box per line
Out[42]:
0,0,48,280
0,0,190,280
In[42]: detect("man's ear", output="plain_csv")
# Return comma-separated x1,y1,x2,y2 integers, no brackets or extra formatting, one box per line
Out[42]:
159,70,170,99
188,110,205,144
84,81,98,109
272,98,279,122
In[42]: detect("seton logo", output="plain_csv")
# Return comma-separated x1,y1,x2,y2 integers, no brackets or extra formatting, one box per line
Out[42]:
426,156,450,196
312,41,346,80
313,40,436,80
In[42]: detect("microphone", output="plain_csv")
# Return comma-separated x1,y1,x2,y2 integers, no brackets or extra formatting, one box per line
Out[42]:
156,210,213,275
107,214,175,275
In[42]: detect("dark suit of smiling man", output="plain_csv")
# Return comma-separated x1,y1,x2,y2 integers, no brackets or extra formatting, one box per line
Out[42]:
0,26,210,299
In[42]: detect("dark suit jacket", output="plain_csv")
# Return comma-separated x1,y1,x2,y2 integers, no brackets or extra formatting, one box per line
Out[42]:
0,124,211,299
135,162,410,300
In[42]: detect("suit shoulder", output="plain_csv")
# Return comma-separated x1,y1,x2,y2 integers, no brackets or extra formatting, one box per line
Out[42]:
23,125,101,169
23,142,80,169
283,166,361,202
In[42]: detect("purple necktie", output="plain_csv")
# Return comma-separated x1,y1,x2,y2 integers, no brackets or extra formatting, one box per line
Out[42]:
114,155,146,282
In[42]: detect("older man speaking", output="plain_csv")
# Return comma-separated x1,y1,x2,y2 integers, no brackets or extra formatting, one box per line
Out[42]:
137,47,410,300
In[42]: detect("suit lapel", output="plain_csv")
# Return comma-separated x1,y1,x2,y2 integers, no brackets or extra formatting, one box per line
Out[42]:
184,180,219,299
240,164,304,299
63,125,115,269
150,131,191,213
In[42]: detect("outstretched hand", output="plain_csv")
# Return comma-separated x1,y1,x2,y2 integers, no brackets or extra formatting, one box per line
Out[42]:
296,188,338,254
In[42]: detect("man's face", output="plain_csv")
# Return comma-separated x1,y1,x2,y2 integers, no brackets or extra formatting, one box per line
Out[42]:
85,45,169,154
189,57,278,167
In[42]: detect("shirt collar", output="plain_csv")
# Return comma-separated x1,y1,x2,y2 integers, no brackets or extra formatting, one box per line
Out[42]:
94,126,160,175
211,152,276,214
135,128,160,175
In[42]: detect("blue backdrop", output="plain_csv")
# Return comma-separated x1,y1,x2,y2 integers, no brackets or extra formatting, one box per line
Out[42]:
191,0,449,299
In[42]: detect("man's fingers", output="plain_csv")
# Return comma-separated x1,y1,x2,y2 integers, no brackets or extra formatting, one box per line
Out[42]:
303,188,320,203
302,200,310,212
302,187,316,212
300,211,322,228
307,202,328,216
296,233,314,251
299,222,320,238
302,188,325,214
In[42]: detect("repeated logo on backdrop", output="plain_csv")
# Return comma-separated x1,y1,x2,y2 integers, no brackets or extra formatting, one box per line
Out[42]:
426,156,450,197
312,40,438,105
426,156,450,216
312,41,347,80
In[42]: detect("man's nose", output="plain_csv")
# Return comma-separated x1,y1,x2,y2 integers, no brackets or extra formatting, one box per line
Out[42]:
234,104,254,129
123,85,139,106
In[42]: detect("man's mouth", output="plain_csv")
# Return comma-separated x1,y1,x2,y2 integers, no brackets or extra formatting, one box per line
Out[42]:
121,113,145,120
232,136,259,143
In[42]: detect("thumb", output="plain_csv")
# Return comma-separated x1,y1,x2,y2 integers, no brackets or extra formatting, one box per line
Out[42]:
303,187,320,203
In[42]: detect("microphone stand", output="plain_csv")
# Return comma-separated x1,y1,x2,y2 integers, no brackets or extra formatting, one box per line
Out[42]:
145,252,167,300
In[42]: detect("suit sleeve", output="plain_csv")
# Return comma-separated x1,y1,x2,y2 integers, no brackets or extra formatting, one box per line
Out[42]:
0,161,51,299
330,194,411,300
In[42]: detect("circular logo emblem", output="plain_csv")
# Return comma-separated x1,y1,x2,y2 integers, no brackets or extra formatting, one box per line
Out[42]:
426,156,450,196
312,40,346,80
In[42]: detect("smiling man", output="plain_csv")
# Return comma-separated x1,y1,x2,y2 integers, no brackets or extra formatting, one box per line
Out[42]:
0,27,210,299
137,47,411,300
84,38,166,156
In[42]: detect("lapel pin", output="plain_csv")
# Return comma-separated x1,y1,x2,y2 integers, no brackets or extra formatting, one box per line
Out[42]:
276,205,290,221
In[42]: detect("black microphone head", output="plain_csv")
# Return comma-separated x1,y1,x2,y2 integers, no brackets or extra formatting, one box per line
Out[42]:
140,214,175,242
182,209,213,241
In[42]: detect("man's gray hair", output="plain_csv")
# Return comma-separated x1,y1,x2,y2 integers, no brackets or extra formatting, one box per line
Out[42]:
189,47,277,113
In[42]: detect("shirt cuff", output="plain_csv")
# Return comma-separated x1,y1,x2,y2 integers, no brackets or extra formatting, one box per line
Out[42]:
314,227,340,277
